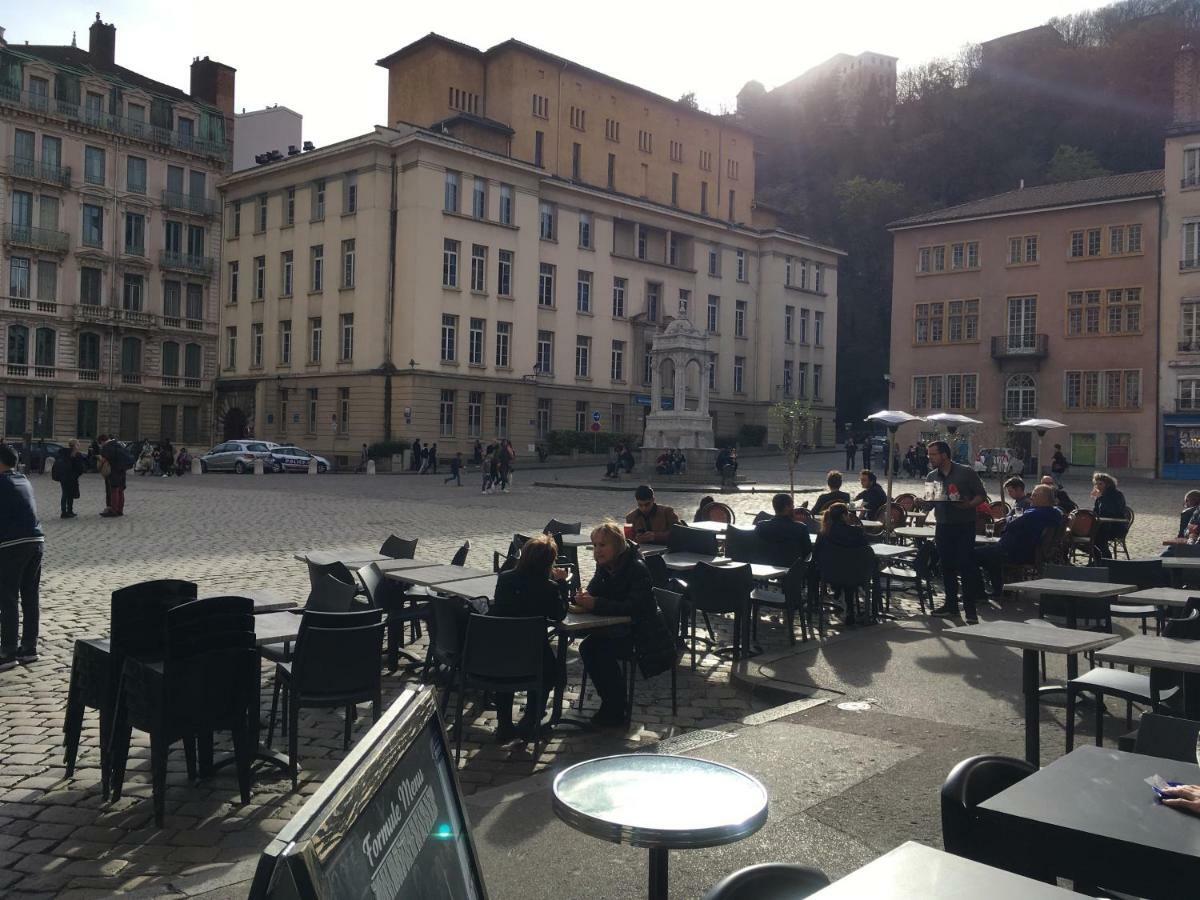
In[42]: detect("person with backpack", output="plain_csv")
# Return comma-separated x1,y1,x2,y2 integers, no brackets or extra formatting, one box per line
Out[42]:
0,443,43,669
99,436,131,517
52,439,85,518
1050,444,1069,487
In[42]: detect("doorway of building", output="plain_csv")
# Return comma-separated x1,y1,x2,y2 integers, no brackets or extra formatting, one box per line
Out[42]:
223,407,248,441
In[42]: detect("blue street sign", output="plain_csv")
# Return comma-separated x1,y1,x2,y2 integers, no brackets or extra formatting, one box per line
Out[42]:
592,411,601,422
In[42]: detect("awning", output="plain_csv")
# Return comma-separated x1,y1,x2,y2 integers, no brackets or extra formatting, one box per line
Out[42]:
1163,416,1200,427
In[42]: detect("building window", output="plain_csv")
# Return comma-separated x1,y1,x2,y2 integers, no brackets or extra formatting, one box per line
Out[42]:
499,184,513,225
281,250,293,296
735,250,747,281
572,143,582,181
1180,378,1200,411
538,263,556,307
605,118,620,141
467,391,482,437
495,321,511,368
814,310,824,346
8,257,30,299
443,239,460,288
468,318,484,365
610,339,625,382
708,248,721,277
444,171,460,213
607,153,616,190
813,364,823,399
728,189,736,220
82,204,104,247
643,349,653,386
638,129,653,153
573,400,587,432
338,387,350,432
309,317,322,363
225,326,237,368
122,273,144,311
669,234,680,267
532,94,549,118
497,249,513,297
637,226,647,260
671,173,679,207
539,202,556,240
344,173,358,214
733,356,745,393
575,336,591,378
312,179,326,221
798,308,810,343
341,239,356,288
1086,228,1102,257
536,330,554,375
84,146,105,185
577,270,592,313
81,267,102,305
285,186,295,225
735,300,747,337
126,155,147,194
231,200,241,236
311,244,324,291
280,319,292,364
307,388,318,432
784,305,794,341
1003,374,1037,419
255,194,268,232
612,277,627,318
441,314,458,362
472,177,486,219
914,300,980,344
814,264,824,293
495,394,510,437
251,323,263,367
535,130,545,167
708,295,720,333
1064,369,1142,410
1184,222,1200,269
1007,234,1039,264
578,211,592,249
646,282,660,322
536,398,551,438
340,313,354,360
470,244,486,292
570,105,586,130
254,255,266,300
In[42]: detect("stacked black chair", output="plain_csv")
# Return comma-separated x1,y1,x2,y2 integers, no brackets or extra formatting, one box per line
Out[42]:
108,596,258,826
265,607,384,789
667,523,720,557
450,541,470,566
63,579,197,799
304,556,357,592
750,559,810,644
701,864,830,900
1130,712,1200,761
685,562,753,668
424,596,471,703
379,534,418,559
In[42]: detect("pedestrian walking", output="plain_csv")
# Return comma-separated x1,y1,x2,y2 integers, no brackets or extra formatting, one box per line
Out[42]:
844,436,857,471
923,440,987,623
411,438,422,472
498,439,514,492
357,442,369,473
861,437,872,470
429,443,439,475
99,435,130,517
444,451,464,486
482,448,498,493
0,443,44,669
419,444,431,474
52,439,85,518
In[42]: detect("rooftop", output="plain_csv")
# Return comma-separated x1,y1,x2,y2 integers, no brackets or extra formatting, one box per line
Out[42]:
888,169,1165,229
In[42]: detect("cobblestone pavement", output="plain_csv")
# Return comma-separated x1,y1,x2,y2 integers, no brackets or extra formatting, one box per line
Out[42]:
0,454,1185,896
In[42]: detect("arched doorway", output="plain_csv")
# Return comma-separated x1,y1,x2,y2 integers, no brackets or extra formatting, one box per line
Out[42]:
1004,374,1036,422
223,407,248,440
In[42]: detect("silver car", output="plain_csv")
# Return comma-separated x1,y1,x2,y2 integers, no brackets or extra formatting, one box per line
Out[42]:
269,445,330,473
199,440,277,474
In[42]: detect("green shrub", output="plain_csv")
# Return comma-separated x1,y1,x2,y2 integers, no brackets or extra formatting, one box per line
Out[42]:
737,424,768,447
545,430,640,455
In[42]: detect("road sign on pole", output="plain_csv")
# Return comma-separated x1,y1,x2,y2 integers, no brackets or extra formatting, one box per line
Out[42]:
592,411,601,423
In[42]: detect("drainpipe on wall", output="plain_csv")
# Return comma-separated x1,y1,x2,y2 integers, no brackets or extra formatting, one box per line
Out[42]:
1156,192,1165,478
382,152,399,442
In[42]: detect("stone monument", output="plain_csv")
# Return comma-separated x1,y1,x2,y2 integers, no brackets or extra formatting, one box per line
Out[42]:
640,296,720,477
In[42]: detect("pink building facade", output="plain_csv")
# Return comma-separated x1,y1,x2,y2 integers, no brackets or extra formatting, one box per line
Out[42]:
888,173,1163,475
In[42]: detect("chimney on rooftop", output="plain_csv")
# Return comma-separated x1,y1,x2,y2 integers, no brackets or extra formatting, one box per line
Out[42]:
89,13,115,66
190,56,237,119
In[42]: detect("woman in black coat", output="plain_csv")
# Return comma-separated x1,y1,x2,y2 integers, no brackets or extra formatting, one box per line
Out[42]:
491,533,569,741
813,503,870,625
54,439,85,518
1091,472,1128,560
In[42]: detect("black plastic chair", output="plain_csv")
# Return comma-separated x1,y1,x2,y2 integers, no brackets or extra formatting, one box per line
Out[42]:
543,519,581,536
941,755,1053,882
306,573,358,612
817,542,877,624
450,541,470,567
108,596,258,826
1132,712,1200,761
750,560,809,644
1041,563,1108,582
685,562,753,668
450,615,547,768
667,523,720,556
424,597,471,702
357,563,428,672
304,556,357,591
701,864,829,900
1107,558,1165,635
725,526,768,564
265,607,384,788
379,534,418,559
64,579,198,799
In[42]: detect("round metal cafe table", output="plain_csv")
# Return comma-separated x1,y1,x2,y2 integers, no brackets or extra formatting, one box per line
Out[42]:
552,753,768,900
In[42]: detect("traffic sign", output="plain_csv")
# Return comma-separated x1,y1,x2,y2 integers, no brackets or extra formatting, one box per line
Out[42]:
592,411,601,423
590,423,601,432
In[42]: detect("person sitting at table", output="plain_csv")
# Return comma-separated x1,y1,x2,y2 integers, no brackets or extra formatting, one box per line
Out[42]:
813,503,870,626
974,484,1063,602
1039,475,1078,515
491,534,570,742
755,492,813,567
692,496,717,522
625,485,679,545
812,471,850,516
1090,472,1129,560
855,469,888,519
1177,490,1200,539
1004,477,1032,514
574,522,673,726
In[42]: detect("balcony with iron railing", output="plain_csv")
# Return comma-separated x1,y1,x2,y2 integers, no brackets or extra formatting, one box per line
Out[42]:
3,295,59,315
0,85,229,160
162,190,217,217
7,155,71,188
160,250,214,276
991,334,1049,360
2,223,69,254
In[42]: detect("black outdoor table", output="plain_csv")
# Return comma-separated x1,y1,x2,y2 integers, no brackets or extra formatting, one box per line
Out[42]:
200,588,296,614
943,621,1121,766
979,745,1200,899
552,753,767,900
807,840,1079,898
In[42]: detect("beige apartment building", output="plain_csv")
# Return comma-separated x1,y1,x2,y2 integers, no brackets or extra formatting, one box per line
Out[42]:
215,36,841,465
1160,45,1200,479
888,172,1163,474
0,16,234,446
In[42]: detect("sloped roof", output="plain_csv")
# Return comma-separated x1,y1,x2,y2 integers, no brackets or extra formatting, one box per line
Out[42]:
888,170,1165,229
10,43,196,105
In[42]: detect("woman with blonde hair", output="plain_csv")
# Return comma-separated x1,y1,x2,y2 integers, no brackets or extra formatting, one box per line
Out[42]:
574,521,672,726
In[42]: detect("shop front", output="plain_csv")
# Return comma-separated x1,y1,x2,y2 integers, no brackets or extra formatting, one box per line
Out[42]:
1162,415,1200,479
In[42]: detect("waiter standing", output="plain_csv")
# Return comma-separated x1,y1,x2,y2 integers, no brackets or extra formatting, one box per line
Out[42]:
923,440,987,623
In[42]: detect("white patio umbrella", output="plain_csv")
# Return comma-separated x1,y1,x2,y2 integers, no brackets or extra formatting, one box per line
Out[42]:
1015,418,1067,477
865,410,925,531
924,412,983,435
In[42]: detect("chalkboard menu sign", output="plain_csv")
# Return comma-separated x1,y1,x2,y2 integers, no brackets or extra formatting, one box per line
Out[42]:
249,687,488,899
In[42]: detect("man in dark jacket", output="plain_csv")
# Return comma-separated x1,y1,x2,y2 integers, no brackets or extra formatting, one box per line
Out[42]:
0,444,44,669
974,485,1062,598
575,523,671,726
625,485,679,545
100,436,129,517
53,440,85,518
855,470,888,518
755,493,813,567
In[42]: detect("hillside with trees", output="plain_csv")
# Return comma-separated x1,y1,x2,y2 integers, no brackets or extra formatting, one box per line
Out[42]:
739,0,1200,428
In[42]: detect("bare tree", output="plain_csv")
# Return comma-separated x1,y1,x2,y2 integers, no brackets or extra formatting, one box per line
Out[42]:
770,398,814,500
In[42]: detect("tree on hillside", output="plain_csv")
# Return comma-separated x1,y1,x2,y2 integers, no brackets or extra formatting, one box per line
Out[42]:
1044,145,1112,183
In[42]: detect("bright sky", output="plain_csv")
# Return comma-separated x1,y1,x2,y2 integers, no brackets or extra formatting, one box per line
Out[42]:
6,0,1100,148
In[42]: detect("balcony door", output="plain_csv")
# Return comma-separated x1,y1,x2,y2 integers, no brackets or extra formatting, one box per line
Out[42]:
1007,296,1037,352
